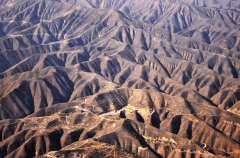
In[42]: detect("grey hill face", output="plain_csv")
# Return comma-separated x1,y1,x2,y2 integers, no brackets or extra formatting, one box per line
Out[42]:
0,0,240,157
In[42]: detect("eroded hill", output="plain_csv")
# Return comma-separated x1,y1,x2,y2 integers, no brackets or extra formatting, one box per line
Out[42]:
0,0,240,157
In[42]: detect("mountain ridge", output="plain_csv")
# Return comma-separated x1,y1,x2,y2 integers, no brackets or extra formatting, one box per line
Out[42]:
0,0,240,157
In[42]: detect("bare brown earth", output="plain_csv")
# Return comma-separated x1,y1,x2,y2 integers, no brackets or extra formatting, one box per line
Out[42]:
0,0,240,157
